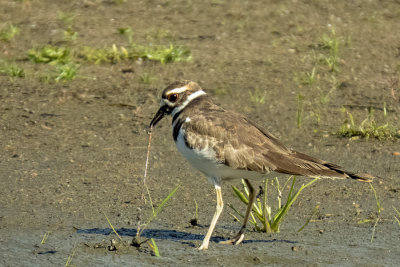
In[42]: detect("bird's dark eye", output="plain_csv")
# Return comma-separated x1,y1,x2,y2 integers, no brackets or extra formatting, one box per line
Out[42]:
168,93,179,102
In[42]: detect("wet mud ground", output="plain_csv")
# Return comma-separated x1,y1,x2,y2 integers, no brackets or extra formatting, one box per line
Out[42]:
1,0,400,266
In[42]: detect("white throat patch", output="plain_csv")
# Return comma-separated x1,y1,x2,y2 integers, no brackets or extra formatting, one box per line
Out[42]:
171,90,206,116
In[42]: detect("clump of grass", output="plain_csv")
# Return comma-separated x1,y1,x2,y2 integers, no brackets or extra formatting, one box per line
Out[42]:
0,23,20,42
0,62,25,78
55,63,79,82
337,106,400,140
63,27,78,42
82,44,130,64
249,87,267,105
28,45,70,64
229,176,318,233
136,44,192,64
27,45,79,82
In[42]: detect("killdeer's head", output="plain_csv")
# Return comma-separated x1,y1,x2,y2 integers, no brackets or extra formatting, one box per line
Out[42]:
149,80,206,128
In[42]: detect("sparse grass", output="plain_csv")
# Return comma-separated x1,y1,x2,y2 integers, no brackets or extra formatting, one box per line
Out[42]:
249,87,267,105
41,231,51,244
296,93,305,128
319,27,341,73
229,176,318,233
337,107,400,140
369,184,382,242
146,28,173,42
295,66,317,86
103,211,123,241
383,76,399,100
58,12,76,26
57,12,78,42
0,23,20,42
65,247,77,267
81,43,191,64
134,185,180,246
133,131,180,249
293,28,346,128
0,61,25,78
25,27,191,83
140,73,156,84
118,27,134,44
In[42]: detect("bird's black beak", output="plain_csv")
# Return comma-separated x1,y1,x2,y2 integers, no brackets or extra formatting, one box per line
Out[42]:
149,105,168,129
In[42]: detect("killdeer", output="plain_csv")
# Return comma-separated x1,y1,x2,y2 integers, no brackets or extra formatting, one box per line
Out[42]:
149,80,374,250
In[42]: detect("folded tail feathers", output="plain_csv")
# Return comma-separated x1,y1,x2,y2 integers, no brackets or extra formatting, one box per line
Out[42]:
290,152,375,183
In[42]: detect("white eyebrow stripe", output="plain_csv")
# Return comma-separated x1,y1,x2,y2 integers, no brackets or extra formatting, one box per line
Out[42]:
169,86,189,94
171,90,206,116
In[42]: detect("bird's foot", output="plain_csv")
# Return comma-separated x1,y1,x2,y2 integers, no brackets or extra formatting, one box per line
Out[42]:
198,241,209,250
219,233,245,245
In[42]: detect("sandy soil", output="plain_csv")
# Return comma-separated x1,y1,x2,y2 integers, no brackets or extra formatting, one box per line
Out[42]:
1,0,400,266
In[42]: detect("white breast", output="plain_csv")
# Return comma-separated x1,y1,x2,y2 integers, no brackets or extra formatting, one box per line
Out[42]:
175,122,263,183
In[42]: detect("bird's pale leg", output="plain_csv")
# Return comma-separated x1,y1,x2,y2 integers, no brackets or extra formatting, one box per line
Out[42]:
198,185,224,250
220,178,255,245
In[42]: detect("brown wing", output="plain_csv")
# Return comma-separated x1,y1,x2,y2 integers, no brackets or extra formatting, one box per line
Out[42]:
182,101,373,182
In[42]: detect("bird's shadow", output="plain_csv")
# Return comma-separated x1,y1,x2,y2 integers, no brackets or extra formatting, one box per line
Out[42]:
76,227,297,246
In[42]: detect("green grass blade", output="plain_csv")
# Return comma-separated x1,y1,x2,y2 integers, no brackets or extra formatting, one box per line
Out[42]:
103,211,122,241
232,185,249,204
149,238,160,257
270,177,296,230
227,203,244,218
153,185,180,217
370,184,381,214
272,177,318,231
394,206,400,226
297,205,320,232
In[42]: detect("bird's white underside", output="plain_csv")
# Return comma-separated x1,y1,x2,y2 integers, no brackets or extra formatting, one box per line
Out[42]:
175,125,264,186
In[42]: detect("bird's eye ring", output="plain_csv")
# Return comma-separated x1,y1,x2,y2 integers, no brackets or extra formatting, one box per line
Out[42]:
168,93,179,102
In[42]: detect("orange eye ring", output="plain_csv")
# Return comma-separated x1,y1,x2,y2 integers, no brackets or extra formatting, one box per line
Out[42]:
167,93,179,102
